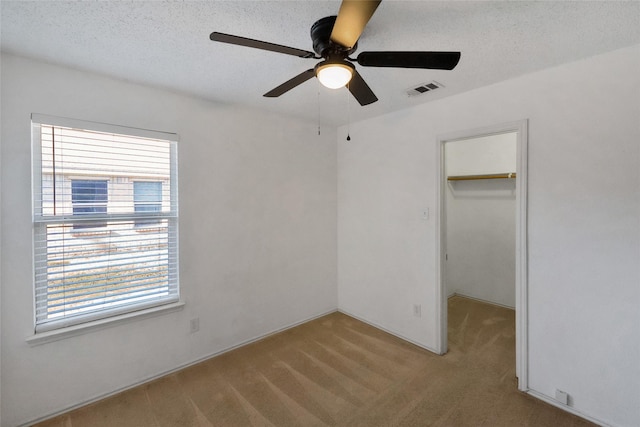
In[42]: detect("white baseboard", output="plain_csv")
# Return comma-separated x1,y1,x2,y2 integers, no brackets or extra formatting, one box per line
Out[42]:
20,309,338,427
525,390,610,427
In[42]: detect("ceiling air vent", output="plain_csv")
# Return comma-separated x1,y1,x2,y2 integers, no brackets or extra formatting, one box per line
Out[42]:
407,81,444,97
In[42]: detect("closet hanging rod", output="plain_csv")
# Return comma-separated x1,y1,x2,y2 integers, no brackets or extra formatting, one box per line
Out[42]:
447,172,516,181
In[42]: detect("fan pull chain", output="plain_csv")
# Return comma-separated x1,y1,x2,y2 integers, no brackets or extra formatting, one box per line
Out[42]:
317,82,321,136
347,83,351,141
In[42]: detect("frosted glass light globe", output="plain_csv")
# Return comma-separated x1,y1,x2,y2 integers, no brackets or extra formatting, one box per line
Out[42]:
317,63,353,89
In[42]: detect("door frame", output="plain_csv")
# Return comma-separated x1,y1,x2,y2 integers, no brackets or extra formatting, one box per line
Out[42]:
435,119,529,391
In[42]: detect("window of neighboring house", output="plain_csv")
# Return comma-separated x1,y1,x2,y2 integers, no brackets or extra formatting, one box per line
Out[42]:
32,114,179,333
71,179,108,229
134,181,162,227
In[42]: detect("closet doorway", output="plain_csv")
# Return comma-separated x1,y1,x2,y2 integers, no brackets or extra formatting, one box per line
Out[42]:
436,120,528,391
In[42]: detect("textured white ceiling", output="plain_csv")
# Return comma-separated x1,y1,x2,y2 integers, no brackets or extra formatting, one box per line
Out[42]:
2,1,639,126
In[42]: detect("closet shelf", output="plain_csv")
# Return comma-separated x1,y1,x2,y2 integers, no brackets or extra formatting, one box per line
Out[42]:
447,172,516,181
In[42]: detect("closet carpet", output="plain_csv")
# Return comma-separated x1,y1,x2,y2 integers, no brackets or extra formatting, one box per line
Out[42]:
34,296,594,426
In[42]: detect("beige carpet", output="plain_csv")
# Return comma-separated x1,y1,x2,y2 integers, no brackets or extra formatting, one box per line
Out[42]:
34,296,594,426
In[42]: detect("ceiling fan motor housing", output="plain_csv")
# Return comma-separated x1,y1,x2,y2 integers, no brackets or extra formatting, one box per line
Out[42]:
311,16,357,58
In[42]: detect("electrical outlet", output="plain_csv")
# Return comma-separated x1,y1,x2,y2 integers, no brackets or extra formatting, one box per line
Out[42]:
555,389,569,405
190,318,200,333
413,304,422,317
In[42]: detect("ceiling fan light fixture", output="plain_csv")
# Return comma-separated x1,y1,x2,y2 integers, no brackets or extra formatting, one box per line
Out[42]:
315,60,354,89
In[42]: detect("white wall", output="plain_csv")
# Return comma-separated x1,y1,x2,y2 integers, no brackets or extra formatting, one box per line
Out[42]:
445,133,516,176
0,53,337,427
445,134,516,307
338,44,640,427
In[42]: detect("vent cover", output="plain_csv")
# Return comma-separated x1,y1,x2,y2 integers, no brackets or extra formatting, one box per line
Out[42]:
407,81,444,97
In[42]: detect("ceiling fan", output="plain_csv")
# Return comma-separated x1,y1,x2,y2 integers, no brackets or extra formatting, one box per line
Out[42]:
210,0,460,106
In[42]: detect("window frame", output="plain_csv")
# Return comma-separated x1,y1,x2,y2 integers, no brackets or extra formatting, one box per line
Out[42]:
31,113,180,334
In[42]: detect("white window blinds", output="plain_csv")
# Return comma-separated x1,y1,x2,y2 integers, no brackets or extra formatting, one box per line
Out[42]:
32,114,179,332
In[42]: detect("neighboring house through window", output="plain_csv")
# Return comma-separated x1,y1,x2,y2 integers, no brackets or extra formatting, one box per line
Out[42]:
134,181,162,227
32,114,179,333
71,179,108,229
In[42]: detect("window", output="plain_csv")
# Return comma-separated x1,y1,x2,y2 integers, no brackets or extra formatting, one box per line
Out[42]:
133,181,162,227
32,114,179,333
71,180,108,229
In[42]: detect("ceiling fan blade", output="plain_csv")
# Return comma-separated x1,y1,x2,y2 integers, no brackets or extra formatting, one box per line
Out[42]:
210,32,316,59
348,70,378,106
264,69,316,97
357,51,461,70
330,0,381,49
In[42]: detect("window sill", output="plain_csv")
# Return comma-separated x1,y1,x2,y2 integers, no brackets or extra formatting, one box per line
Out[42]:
26,301,185,346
